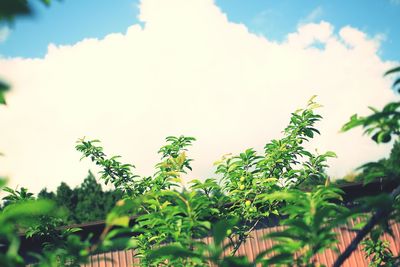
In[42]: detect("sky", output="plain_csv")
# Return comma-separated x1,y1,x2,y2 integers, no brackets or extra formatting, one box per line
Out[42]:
0,0,399,193
1,0,400,60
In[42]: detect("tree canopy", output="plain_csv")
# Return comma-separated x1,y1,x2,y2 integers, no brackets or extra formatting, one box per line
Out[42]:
37,172,123,224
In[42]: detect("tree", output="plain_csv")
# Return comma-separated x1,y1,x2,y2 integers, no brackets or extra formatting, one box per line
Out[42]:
38,188,56,200
37,172,123,224
76,97,345,266
74,172,122,223
53,182,77,222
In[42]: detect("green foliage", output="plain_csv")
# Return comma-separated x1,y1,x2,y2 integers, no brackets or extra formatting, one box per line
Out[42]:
0,0,52,23
77,98,343,266
0,184,59,266
134,191,216,266
216,96,330,190
342,66,400,145
37,172,123,224
148,218,256,267
31,233,92,267
212,96,335,254
76,136,197,196
78,82,399,267
76,139,140,194
154,136,196,190
342,103,400,144
0,80,10,105
0,181,93,267
386,140,400,179
341,65,400,186
361,238,394,267
2,187,34,204
0,175,119,266
75,173,122,223
260,186,348,266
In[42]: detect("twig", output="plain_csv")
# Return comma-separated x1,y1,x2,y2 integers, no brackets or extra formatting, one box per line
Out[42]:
230,219,260,256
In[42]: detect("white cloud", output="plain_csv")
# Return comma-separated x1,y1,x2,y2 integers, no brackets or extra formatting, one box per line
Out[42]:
0,26,10,43
288,21,333,48
0,0,398,193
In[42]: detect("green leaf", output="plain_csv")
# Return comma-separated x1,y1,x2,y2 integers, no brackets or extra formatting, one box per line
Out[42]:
197,220,211,230
0,178,6,189
341,114,364,132
213,218,238,246
324,151,337,158
377,131,391,143
106,215,130,227
0,80,10,105
0,199,56,223
262,191,298,202
384,66,400,76
0,92,6,105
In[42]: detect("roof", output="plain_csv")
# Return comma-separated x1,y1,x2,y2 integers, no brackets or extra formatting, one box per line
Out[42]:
20,179,399,264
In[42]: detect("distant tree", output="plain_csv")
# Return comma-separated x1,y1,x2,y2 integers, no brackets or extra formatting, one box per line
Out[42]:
74,171,122,223
53,182,78,223
37,172,123,224
38,188,56,200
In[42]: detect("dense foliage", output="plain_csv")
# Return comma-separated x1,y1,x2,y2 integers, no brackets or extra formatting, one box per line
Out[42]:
75,97,341,265
1,172,122,225
36,172,123,224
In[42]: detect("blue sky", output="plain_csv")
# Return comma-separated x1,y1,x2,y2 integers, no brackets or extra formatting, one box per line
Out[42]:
1,0,399,60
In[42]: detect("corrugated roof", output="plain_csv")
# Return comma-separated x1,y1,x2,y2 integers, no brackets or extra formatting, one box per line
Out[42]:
22,181,399,266
82,219,400,267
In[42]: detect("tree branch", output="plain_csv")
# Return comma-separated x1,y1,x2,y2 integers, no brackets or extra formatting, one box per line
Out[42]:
230,219,260,256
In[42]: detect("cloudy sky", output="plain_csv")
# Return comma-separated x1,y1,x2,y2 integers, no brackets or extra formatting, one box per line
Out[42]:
0,0,399,193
